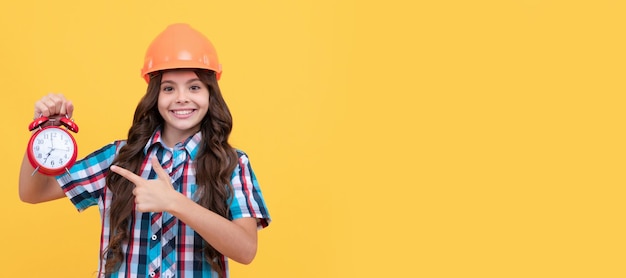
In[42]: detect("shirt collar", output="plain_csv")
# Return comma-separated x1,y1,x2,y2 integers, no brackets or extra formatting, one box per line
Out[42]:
143,126,202,160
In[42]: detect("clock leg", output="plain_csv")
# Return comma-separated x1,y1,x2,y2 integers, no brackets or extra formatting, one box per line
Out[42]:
31,166,40,176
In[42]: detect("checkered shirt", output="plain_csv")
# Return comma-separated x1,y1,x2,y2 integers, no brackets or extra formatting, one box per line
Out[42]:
57,129,271,278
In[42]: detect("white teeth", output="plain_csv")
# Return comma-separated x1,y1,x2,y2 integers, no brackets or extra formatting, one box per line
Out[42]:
173,110,193,115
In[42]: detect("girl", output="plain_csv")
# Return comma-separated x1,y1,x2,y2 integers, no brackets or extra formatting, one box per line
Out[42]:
19,23,271,278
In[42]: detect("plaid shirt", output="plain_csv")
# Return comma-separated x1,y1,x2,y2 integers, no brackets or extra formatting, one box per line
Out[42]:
57,129,271,278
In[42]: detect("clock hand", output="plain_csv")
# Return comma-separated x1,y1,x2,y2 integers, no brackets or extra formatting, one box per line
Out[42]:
42,148,53,164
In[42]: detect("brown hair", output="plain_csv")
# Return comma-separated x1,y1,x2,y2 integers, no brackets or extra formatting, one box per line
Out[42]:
103,69,237,277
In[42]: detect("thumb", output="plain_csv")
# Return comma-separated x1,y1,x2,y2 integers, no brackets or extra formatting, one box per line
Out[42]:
65,100,74,119
150,156,170,181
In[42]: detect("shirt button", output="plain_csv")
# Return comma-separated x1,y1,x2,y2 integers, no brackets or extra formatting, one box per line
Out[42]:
151,235,158,240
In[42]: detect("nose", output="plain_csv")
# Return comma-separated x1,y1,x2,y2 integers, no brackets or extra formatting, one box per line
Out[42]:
175,90,189,103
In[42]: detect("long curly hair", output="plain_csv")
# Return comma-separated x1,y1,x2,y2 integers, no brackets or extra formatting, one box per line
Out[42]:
103,69,237,277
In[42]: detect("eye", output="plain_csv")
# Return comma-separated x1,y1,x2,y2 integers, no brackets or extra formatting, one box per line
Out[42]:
190,85,202,91
161,86,174,92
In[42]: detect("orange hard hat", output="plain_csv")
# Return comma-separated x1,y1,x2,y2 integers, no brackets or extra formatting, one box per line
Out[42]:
141,23,222,83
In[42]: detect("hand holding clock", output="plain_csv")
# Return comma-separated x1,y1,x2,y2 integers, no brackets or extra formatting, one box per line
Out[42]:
34,93,74,125
27,93,79,176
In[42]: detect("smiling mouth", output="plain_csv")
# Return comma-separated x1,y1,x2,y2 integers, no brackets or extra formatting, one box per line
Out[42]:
172,109,195,115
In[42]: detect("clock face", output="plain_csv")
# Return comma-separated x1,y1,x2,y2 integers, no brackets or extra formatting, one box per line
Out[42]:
29,127,76,171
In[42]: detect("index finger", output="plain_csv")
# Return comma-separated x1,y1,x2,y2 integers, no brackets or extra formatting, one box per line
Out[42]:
110,165,143,185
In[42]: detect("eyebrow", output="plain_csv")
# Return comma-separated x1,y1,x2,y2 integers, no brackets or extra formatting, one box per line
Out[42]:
160,78,202,85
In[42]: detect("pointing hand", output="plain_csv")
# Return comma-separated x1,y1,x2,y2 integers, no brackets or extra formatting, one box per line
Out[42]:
110,157,180,213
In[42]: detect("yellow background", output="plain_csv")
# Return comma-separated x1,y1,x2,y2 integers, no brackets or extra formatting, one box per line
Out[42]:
1,0,625,277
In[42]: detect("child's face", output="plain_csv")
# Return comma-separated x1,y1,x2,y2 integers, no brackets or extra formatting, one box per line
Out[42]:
158,70,210,146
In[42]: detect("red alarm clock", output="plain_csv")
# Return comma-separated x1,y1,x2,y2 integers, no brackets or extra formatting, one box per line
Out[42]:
26,115,79,176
